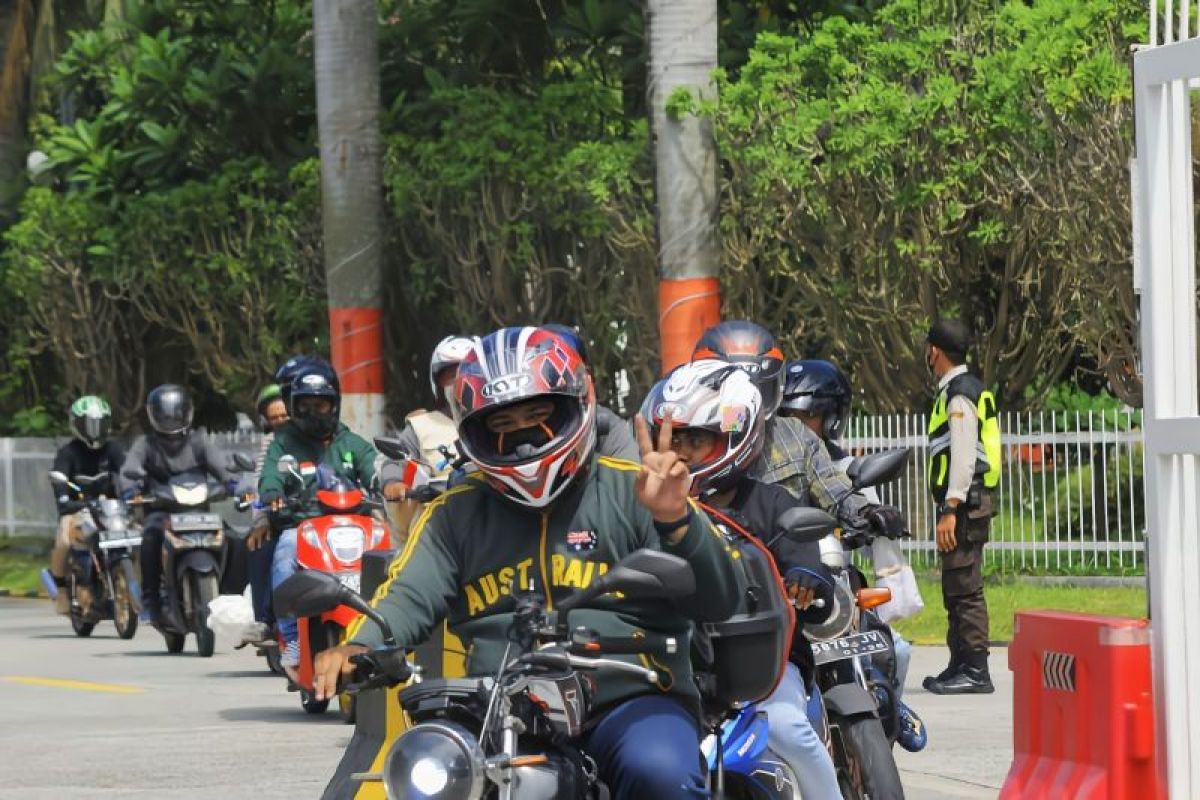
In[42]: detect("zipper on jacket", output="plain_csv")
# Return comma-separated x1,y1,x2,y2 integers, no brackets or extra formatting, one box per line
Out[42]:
538,513,553,611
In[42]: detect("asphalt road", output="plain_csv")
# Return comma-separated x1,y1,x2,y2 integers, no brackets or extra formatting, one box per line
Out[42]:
0,598,1011,798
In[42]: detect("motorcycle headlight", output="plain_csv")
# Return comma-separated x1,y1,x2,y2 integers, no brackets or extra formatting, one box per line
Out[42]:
383,721,484,800
327,525,365,564
804,580,857,642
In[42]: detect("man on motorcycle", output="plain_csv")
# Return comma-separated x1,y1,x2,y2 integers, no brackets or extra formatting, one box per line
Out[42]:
693,321,906,545
48,396,125,615
781,358,928,753
316,326,741,798
119,384,238,626
258,362,382,675
640,358,843,799
239,380,292,644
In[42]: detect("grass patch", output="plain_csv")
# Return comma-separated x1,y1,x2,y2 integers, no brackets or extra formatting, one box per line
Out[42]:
893,576,1147,645
0,537,51,595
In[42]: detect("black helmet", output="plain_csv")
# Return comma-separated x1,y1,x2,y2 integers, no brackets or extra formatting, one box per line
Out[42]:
275,354,334,406
289,365,341,440
146,384,194,444
780,360,852,442
692,321,786,418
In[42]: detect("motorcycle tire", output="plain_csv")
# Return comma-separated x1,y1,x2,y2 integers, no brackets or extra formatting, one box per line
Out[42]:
164,630,186,653
300,689,330,715
192,573,218,658
112,560,139,640
263,646,284,676
838,715,905,800
68,578,95,637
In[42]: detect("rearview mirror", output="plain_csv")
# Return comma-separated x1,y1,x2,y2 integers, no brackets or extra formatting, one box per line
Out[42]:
772,507,838,546
230,452,255,473
47,470,71,484
274,570,350,618
850,449,911,491
556,549,695,622
373,436,410,461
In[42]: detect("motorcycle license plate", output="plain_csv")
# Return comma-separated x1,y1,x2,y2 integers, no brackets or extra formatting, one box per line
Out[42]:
812,630,891,666
170,512,221,531
338,572,361,594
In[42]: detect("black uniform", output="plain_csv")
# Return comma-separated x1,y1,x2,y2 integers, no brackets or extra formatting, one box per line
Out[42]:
51,440,125,515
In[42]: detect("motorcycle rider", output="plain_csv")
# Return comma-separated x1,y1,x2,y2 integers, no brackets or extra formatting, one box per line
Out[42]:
315,326,741,798
240,381,291,644
780,358,928,753
640,359,842,799
48,396,125,615
119,384,238,627
692,321,906,544
258,362,382,676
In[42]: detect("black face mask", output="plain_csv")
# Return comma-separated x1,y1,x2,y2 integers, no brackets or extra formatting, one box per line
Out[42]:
497,425,552,458
159,430,189,455
295,410,338,441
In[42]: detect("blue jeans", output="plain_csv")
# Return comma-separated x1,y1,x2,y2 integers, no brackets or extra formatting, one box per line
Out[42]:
270,529,298,643
893,630,912,696
248,533,277,625
759,663,841,800
583,694,707,798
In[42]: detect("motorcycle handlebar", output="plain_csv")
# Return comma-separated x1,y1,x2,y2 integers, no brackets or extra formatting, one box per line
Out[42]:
345,648,413,694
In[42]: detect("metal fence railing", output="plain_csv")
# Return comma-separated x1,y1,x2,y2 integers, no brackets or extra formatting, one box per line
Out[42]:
844,410,1145,573
0,432,262,539
2,418,1146,574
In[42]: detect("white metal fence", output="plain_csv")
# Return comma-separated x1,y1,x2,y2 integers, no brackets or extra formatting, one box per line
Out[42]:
2,420,1146,573
0,432,262,539
844,410,1145,573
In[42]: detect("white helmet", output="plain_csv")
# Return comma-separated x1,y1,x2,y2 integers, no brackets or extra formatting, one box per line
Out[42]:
638,359,766,496
429,335,474,399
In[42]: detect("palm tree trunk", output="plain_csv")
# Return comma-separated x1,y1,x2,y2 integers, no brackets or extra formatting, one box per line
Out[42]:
646,0,721,373
0,0,35,226
313,0,386,437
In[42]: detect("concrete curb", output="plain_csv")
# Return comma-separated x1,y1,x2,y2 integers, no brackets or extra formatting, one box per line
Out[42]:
1015,575,1144,589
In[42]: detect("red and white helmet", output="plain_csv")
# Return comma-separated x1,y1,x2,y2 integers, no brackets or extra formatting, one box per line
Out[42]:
454,327,596,509
429,335,475,399
639,359,766,496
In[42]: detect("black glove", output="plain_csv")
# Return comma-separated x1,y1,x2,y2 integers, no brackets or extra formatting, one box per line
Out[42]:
865,504,907,539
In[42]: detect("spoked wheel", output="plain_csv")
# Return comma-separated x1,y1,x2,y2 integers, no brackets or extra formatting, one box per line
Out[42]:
68,576,95,637
192,573,218,657
837,715,905,800
112,559,139,640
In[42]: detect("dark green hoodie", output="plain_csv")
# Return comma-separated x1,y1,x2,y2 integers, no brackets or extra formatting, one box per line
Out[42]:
348,455,741,713
257,421,378,529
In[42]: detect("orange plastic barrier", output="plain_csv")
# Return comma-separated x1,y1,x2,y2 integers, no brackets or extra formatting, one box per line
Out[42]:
1001,611,1161,800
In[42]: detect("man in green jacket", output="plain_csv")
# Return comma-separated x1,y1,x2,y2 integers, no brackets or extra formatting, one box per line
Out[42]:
260,360,381,673
315,326,741,798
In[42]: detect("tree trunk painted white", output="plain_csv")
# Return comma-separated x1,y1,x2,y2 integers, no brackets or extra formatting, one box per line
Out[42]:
313,0,386,438
645,0,720,282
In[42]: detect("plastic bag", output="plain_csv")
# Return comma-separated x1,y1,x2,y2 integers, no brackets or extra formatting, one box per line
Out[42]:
205,585,256,648
871,537,924,623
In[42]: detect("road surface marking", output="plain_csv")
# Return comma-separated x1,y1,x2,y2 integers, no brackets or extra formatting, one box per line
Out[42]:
2,676,145,694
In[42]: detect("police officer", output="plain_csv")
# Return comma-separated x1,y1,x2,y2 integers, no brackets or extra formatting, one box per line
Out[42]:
920,318,1001,695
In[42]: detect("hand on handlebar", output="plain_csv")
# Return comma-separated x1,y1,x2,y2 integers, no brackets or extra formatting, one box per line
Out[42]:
246,523,271,552
314,644,369,701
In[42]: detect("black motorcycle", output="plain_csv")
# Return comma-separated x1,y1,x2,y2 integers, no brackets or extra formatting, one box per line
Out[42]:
276,549,698,799
46,471,141,639
805,449,913,800
124,455,253,657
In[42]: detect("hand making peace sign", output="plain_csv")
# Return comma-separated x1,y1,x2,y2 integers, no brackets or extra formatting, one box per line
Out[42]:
633,411,693,541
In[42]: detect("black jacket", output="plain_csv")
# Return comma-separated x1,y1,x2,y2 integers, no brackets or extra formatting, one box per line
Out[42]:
51,439,126,515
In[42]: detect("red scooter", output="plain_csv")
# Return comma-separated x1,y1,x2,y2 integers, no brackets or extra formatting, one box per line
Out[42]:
274,456,391,720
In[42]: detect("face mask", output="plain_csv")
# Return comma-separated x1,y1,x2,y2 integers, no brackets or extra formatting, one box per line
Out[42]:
296,410,337,440
497,425,552,458
159,430,189,455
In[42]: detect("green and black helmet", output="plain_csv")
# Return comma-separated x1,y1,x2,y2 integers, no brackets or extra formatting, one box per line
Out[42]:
70,395,112,449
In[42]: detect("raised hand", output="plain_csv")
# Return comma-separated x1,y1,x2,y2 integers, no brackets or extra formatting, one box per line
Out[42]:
634,413,692,540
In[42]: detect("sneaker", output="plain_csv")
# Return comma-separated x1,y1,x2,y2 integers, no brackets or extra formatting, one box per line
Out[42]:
895,702,928,752
924,665,995,695
141,600,166,628
921,662,960,692
236,622,274,649
281,639,300,668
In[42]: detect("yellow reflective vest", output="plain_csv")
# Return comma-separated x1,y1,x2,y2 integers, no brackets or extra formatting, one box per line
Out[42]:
927,372,1001,503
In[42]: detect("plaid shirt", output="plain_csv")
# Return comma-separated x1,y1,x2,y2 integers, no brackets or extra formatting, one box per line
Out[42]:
756,416,873,534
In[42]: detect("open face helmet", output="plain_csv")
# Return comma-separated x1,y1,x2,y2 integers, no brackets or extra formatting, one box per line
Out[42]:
454,327,596,509
429,335,474,402
780,359,852,442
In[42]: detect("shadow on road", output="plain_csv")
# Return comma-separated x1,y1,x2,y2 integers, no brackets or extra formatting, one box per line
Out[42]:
207,669,275,679
30,633,119,640
219,705,347,725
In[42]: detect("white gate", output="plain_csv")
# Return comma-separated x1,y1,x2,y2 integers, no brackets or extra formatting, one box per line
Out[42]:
1134,2,1200,793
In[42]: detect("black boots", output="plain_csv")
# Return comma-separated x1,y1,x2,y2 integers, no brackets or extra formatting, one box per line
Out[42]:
923,663,995,695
